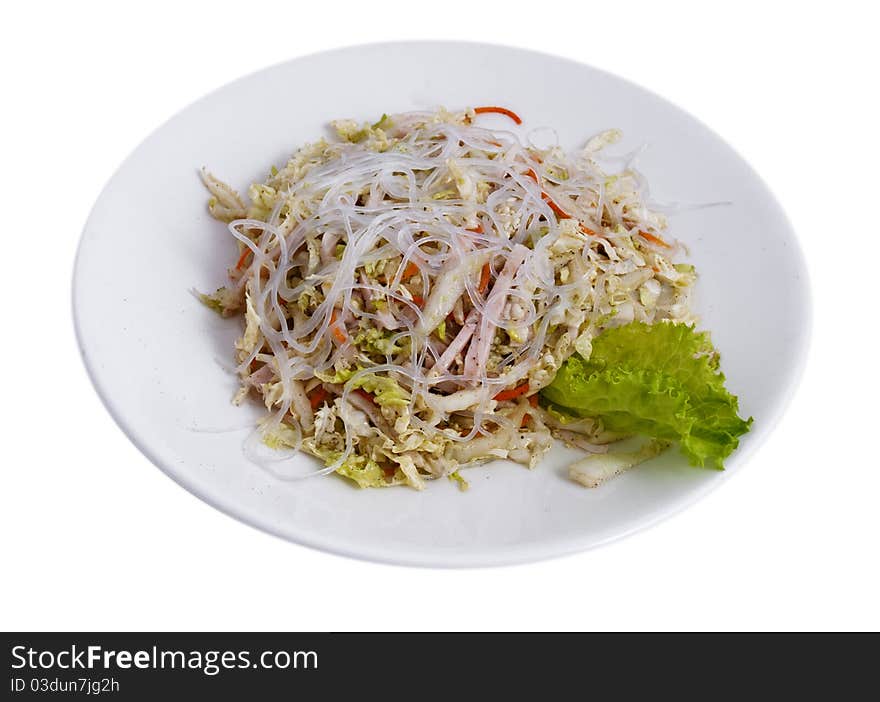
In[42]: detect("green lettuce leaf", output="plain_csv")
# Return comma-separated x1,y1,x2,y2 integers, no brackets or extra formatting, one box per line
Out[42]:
540,322,752,469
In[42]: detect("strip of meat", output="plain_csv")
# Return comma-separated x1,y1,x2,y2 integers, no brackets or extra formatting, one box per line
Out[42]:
463,244,529,379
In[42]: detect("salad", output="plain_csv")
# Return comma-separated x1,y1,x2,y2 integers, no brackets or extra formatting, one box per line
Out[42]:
199,106,751,489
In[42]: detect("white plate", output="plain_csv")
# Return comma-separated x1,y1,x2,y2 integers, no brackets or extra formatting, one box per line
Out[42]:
73,42,810,567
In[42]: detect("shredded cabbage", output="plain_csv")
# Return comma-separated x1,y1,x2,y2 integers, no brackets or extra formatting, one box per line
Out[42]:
569,438,670,487
198,107,725,488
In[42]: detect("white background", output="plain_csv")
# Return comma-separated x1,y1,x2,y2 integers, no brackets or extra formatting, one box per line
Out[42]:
2,0,878,631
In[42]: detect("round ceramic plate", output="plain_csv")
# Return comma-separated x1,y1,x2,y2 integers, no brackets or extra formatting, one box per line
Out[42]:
73,42,810,566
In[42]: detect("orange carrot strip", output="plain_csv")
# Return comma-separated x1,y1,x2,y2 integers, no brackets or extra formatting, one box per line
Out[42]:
542,192,571,219
493,382,530,402
466,225,484,233
329,309,347,343
235,246,253,270
402,261,420,279
478,263,491,295
410,295,425,307
308,386,328,410
528,174,596,235
521,396,539,427
639,230,670,248
528,170,571,220
474,106,523,125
